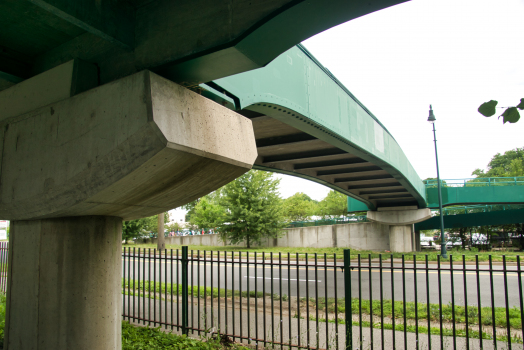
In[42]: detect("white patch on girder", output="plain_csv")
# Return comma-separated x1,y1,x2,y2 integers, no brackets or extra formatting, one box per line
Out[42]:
287,55,293,65
374,121,384,153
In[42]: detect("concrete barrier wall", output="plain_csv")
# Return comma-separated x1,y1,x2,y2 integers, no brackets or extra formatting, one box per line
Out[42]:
147,222,391,250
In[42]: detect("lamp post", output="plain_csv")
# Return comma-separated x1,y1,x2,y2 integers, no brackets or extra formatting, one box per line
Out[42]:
428,105,447,259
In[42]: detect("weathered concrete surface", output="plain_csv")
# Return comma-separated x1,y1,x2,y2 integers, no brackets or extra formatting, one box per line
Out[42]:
389,225,413,252
367,206,432,225
148,222,395,251
5,216,122,350
0,69,257,221
0,59,97,122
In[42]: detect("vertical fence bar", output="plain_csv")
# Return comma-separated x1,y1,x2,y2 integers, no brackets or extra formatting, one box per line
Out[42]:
425,255,431,350
437,255,443,350
288,253,292,349
305,253,310,349
255,252,259,345
413,256,419,350
297,252,301,349
123,247,126,320
503,256,511,349
239,251,243,341
218,251,221,334
154,248,157,327
475,255,482,349
134,247,137,322
344,249,352,350
182,246,188,336
197,250,201,335
263,252,267,348
314,253,319,348
379,254,384,350
210,250,214,332
391,254,396,350
145,248,148,326
449,255,456,350
247,252,251,345
324,253,328,350
171,249,174,331
176,248,180,330
225,251,228,337
334,253,339,350
164,249,167,329
232,251,235,340
402,255,407,350
517,255,524,345
159,247,162,328
358,254,362,346
489,255,496,349
279,252,283,348
271,252,275,345
191,250,194,334
138,248,141,325
461,255,469,350
369,253,373,349
204,251,207,333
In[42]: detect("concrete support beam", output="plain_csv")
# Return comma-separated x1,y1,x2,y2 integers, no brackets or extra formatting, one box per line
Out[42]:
0,69,257,221
5,216,122,350
367,206,431,225
389,225,413,252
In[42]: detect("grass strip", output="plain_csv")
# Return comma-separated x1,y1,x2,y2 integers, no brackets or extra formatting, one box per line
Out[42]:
122,243,523,262
123,279,522,330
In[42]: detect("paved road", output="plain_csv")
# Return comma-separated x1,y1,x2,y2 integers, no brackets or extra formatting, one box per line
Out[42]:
122,254,524,308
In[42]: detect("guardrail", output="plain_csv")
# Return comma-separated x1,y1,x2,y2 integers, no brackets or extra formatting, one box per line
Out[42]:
424,177,524,188
287,216,368,228
437,204,524,216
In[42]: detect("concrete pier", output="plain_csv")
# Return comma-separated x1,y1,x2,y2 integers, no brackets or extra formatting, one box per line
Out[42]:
5,217,122,350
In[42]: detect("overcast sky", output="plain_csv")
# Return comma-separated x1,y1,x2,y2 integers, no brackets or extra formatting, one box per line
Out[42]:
275,0,524,201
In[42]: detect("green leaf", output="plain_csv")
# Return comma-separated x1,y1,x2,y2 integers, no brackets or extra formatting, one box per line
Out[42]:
501,107,520,124
516,98,524,110
478,100,498,117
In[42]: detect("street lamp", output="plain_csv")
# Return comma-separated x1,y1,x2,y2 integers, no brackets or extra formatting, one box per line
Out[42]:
428,105,447,259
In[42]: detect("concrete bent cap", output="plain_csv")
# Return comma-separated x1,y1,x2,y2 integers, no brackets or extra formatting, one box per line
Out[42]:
0,70,257,221
366,208,432,225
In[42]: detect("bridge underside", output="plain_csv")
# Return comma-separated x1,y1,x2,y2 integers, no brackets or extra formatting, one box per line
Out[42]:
241,110,420,209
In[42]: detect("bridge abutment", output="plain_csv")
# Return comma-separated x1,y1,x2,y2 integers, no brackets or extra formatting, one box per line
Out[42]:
367,206,431,252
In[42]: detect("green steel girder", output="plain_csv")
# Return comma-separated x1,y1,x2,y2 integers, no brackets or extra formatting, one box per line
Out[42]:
415,208,524,231
212,45,426,209
426,186,524,208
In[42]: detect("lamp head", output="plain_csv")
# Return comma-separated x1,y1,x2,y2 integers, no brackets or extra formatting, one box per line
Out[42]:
427,105,436,124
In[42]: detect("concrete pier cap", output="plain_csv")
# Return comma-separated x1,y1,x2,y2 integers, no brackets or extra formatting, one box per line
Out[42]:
0,61,258,349
366,206,432,226
367,206,432,253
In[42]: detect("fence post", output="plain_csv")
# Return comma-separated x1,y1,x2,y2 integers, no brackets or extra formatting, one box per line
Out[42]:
344,249,352,350
182,246,189,336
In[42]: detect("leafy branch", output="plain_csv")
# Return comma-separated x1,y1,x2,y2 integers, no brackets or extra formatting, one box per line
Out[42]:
478,98,524,123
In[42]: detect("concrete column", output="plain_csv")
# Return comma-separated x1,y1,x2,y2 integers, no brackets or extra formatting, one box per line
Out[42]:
5,216,122,350
157,212,165,251
389,225,413,252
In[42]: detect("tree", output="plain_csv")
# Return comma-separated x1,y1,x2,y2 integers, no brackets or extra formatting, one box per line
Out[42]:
318,190,347,218
478,98,524,123
189,196,225,230
471,147,524,177
122,218,150,244
218,170,285,248
282,192,316,222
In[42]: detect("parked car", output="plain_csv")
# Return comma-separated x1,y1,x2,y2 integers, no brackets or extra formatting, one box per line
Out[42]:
420,236,435,249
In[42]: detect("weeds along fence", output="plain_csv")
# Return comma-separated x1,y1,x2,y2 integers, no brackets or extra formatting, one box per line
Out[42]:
122,247,524,350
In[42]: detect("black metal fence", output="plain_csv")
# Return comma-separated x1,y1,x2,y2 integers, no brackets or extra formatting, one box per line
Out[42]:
0,243,522,349
122,247,524,350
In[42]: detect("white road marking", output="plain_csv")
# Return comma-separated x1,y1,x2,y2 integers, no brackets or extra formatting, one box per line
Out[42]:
245,276,321,282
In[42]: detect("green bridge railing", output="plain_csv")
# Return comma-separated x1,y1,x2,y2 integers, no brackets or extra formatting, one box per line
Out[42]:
286,215,368,228
424,177,524,188
434,204,524,216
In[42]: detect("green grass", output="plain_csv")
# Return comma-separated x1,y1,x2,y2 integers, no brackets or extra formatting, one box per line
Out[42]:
123,278,521,330
123,242,523,262
122,321,248,350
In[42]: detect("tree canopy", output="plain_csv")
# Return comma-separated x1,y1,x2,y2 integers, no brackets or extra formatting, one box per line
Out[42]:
282,192,316,222
478,98,524,124
122,213,169,243
218,170,285,248
471,147,524,178
318,190,348,218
